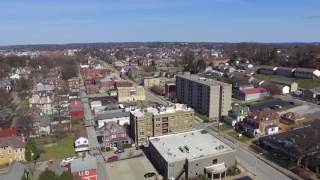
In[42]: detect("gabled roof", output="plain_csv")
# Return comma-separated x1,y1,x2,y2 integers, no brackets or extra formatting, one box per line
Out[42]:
71,155,97,173
0,136,25,148
74,128,88,140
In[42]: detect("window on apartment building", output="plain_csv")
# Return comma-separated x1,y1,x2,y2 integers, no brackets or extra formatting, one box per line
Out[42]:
86,177,90,180
156,118,160,121
156,124,160,127
140,132,144,135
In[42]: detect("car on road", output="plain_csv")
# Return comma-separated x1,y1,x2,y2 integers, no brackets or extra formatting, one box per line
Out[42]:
144,172,156,178
107,156,118,162
114,149,125,154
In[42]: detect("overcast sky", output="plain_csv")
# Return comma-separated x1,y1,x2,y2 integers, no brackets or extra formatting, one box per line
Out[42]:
1,0,320,45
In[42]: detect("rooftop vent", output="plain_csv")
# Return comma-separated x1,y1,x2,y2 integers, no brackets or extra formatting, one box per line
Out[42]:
184,145,190,153
215,145,225,150
178,146,185,153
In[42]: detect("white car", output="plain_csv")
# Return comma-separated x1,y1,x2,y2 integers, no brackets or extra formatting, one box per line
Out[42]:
61,157,74,165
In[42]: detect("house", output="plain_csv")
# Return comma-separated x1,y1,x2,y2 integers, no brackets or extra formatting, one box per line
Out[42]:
270,80,298,92
69,91,80,100
236,111,280,137
90,100,102,111
0,128,17,138
303,87,320,101
279,112,304,132
275,67,295,77
32,113,51,136
74,128,89,153
35,82,54,95
234,87,268,101
96,110,130,128
67,77,80,90
262,83,290,95
258,65,277,75
228,103,250,122
97,121,131,148
0,136,26,166
29,94,55,115
69,100,84,121
294,68,320,79
0,78,12,93
71,154,97,180
259,121,320,171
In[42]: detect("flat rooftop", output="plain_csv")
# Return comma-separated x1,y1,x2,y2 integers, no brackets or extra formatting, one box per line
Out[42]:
149,129,234,163
130,103,194,118
177,74,231,87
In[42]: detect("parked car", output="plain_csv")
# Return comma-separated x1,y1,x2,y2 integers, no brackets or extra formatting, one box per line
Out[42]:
107,156,118,162
144,172,156,178
61,157,74,166
114,149,125,154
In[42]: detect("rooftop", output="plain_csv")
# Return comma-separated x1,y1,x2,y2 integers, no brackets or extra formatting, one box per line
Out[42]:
240,87,267,95
130,103,193,118
71,155,97,173
177,74,231,87
149,130,234,162
96,110,130,120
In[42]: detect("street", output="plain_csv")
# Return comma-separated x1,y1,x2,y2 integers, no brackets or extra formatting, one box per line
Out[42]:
193,117,293,180
80,76,109,180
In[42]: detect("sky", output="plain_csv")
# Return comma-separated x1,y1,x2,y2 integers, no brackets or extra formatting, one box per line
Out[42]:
0,0,320,45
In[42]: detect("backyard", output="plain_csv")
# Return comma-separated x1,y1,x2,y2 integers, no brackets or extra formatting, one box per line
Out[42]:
254,74,320,89
38,136,76,161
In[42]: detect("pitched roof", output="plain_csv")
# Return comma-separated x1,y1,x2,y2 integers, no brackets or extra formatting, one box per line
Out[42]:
240,88,267,95
0,136,25,148
74,128,88,139
71,155,97,173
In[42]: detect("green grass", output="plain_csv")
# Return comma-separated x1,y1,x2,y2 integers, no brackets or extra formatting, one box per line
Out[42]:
18,99,29,110
219,124,234,131
254,74,320,89
194,112,209,122
227,131,252,143
39,136,76,161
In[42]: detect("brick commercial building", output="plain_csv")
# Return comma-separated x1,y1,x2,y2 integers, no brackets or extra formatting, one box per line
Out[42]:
147,130,236,180
130,104,194,147
176,74,232,122
117,86,146,102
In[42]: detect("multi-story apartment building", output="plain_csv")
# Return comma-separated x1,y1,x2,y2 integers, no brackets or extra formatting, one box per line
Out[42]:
117,86,146,102
176,74,232,122
143,77,160,89
130,104,194,146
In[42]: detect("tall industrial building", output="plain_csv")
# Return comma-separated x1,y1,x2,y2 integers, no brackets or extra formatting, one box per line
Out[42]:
130,104,194,146
176,74,232,122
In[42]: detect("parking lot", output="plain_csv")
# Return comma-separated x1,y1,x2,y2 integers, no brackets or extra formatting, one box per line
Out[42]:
248,99,294,111
105,155,160,180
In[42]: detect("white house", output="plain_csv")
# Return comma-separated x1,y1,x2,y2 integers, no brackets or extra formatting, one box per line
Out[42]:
74,128,89,153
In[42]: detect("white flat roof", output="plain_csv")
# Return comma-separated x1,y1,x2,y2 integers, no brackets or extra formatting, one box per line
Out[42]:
130,104,193,118
149,130,234,163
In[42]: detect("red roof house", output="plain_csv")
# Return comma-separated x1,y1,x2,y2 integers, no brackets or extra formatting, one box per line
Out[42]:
69,100,84,121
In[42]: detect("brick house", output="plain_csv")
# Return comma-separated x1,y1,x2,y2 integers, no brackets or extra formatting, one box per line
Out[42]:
71,155,97,180
69,100,84,121
236,111,280,137
67,77,81,90
97,121,131,148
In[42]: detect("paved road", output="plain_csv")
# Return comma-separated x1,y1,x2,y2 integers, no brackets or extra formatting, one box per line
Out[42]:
80,77,109,180
193,120,292,180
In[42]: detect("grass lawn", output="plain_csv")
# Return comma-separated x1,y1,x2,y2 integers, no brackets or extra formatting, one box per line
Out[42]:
39,136,76,161
194,112,209,122
218,124,234,132
227,131,252,143
254,74,320,89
